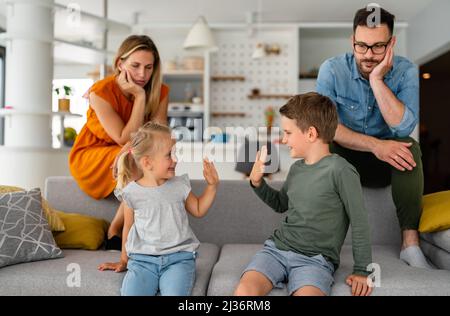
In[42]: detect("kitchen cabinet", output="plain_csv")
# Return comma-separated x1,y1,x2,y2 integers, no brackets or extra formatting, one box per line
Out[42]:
164,70,207,142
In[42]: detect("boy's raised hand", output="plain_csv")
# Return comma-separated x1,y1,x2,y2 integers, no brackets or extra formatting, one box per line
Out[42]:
203,158,219,186
346,274,373,296
250,145,268,188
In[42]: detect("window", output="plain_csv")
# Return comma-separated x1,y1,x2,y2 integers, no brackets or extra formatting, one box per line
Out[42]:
52,78,93,148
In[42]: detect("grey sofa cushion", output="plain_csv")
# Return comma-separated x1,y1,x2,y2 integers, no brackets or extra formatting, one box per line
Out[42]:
0,189,63,268
421,229,450,253
207,244,287,296
191,184,401,247
208,244,450,296
332,245,450,295
0,243,219,296
420,238,450,271
45,177,119,223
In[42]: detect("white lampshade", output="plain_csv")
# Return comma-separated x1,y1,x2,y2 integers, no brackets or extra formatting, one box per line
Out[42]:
252,43,266,59
184,16,217,51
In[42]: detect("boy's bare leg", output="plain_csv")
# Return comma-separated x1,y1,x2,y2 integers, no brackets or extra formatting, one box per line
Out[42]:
292,286,326,296
107,202,125,239
234,271,273,296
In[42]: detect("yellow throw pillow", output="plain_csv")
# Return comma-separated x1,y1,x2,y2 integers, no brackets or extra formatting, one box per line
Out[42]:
0,185,24,194
0,185,65,232
53,210,109,250
419,190,450,233
41,198,66,232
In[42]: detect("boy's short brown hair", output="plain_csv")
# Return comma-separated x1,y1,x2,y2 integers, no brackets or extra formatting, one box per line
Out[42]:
279,92,338,144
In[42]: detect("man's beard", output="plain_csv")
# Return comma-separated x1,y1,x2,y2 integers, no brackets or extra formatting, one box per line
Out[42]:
357,58,381,77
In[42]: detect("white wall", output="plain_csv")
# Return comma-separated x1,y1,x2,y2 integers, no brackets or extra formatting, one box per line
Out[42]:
300,28,352,74
54,64,95,79
407,0,450,65
0,14,5,30
210,27,298,130
0,148,71,190
300,26,408,75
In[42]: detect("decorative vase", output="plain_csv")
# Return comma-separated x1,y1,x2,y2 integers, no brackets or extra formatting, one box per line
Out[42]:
58,99,70,112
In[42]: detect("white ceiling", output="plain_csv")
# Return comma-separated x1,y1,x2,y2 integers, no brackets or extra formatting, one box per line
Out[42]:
0,0,436,66
52,0,432,25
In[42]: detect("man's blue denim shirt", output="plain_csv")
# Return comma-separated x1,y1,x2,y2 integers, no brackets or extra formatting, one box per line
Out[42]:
316,52,419,139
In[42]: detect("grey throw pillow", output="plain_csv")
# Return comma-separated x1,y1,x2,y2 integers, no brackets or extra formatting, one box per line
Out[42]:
0,188,64,268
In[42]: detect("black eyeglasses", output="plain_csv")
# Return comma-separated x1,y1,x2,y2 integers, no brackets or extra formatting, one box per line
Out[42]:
353,38,392,55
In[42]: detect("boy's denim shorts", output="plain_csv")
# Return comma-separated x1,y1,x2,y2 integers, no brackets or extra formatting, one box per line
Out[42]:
242,239,335,296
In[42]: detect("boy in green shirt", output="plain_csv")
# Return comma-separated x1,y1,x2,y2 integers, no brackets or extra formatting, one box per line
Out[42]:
234,92,373,296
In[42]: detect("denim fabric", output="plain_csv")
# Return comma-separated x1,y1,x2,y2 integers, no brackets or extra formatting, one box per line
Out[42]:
317,52,419,139
242,240,335,296
121,251,196,296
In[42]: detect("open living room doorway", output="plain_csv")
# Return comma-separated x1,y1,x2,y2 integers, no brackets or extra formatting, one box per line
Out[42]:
419,49,450,194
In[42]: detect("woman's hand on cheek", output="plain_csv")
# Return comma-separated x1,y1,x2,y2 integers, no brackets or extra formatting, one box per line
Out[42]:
117,67,145,99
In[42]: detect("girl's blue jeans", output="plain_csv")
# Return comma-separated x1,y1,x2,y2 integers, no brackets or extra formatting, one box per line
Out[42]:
121,251,196,296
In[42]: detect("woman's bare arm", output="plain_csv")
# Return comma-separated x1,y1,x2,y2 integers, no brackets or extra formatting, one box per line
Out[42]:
90,92,146,146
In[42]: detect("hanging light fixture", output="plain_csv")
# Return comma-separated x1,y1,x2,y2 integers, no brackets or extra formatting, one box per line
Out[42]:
183,16,217,51
251,0,266,60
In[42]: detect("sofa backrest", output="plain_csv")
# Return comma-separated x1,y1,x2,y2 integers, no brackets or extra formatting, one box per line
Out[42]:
45,177,401,247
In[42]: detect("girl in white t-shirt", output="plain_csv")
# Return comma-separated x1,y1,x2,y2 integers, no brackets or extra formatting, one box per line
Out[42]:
98,121,219,296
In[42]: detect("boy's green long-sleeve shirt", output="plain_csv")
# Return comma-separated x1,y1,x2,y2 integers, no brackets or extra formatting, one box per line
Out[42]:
253,154,372,276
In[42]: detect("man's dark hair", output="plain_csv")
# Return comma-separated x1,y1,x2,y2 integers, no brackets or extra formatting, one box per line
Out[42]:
353,6,396,35
279,92,338,144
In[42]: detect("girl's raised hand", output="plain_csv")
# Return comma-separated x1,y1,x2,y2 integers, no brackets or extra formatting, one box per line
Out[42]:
203,158,219,186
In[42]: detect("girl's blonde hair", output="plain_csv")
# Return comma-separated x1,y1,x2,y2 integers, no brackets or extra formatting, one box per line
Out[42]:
114,35,162,120
116,122,172,190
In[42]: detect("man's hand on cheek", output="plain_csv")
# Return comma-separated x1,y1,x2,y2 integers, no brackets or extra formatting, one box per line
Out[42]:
370,37,396,81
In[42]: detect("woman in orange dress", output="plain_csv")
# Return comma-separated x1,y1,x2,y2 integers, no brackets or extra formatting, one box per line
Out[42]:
69,35,169,248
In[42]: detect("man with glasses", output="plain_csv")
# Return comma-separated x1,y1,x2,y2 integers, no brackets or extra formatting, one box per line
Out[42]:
317,6,431,269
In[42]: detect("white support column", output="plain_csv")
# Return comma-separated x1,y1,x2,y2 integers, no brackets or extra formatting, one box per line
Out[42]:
203,50,211,136
4,0,54,148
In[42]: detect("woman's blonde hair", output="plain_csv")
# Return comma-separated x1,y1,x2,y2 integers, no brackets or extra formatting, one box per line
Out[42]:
114,35,162,120
116,122,172,190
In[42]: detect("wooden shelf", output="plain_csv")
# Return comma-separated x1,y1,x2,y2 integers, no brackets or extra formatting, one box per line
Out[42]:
53,4,131,31
163,70,204,78
248,94,292,100
299,73,318,79
211,76,245,82
51,111,83,118
211,112,246,117
0,109,82,118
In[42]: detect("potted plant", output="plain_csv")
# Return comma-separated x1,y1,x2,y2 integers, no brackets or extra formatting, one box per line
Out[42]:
264,106,275,133
55,85,73,112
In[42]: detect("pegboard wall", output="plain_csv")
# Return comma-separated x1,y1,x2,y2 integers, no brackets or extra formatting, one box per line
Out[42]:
210,29,297,130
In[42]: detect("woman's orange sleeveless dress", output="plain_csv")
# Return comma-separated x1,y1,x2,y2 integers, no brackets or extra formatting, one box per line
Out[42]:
69,75,169,199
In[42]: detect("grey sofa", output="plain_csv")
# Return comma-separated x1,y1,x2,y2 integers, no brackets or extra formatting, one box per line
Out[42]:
1,176,449,296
